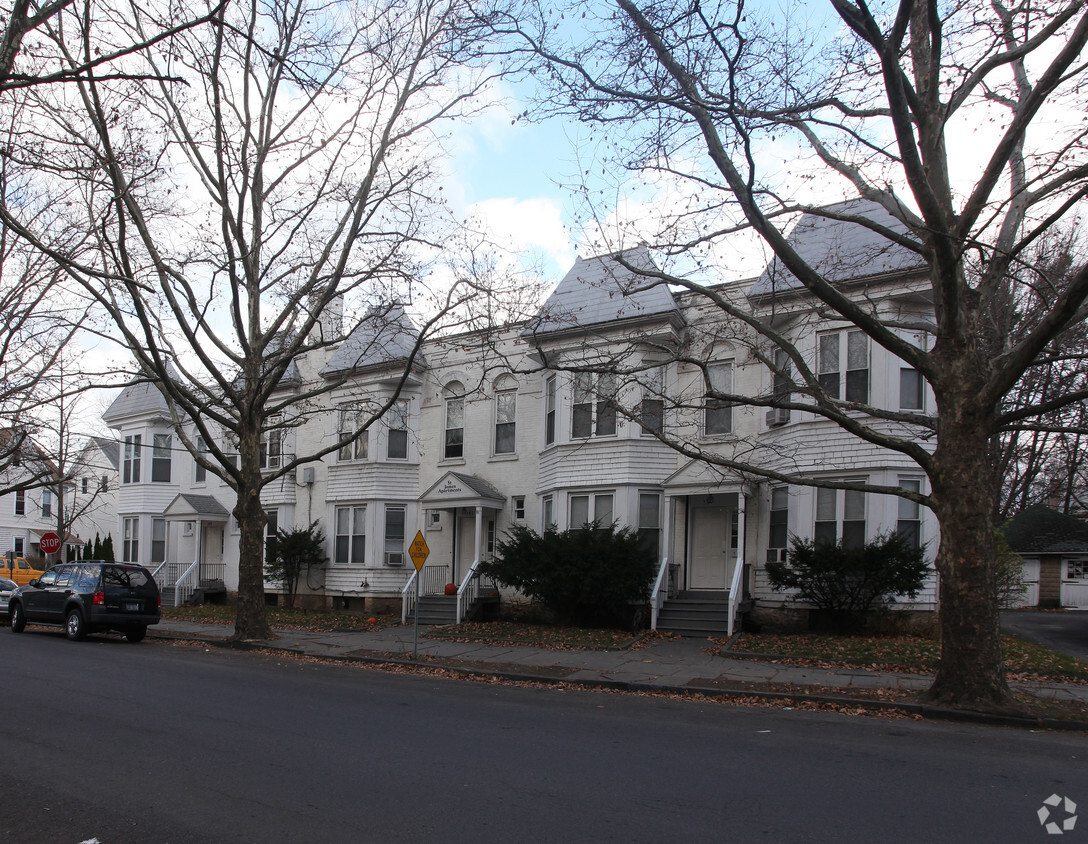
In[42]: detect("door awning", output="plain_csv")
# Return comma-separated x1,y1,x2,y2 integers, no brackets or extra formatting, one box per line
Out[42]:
163,494,231,522
420,472,505,510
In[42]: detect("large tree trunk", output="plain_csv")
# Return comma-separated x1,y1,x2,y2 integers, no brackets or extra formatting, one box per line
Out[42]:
232,435,273,641
924,366,1020,712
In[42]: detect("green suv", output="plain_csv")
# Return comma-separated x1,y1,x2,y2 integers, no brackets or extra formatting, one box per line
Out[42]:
9,561,161,642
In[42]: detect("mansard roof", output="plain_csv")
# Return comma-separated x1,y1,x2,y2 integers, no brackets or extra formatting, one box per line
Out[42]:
528,248,682,337
101,379,171,425
1003,505,1088,554
749,199,927,298
320,303,426,378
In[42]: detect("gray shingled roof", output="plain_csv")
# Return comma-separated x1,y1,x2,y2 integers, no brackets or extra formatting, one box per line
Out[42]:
1003,505,1088,554
165,494,230,518
101,380,170,424
528,248,681,335
749,199,926,297
320,303,425,377
91,436,120,470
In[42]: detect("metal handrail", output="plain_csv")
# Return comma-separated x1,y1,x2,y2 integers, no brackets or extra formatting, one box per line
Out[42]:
455,559,481,624
727,555,745,637
401,568,419,624
649,556,669,630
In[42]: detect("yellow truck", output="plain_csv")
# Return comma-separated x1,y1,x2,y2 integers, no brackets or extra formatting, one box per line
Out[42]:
3,557,45,586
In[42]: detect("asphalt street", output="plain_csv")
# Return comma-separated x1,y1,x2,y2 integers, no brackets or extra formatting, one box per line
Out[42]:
3,628,1085,844
1002,610,1088,661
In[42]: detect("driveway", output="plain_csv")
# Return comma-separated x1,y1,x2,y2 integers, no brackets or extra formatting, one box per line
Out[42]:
1001,610,1088,661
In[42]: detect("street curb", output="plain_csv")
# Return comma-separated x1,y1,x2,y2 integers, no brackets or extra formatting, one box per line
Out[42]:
151,631,1088,733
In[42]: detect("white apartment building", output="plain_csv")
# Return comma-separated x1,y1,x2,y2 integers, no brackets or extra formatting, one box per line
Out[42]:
100,202,939,629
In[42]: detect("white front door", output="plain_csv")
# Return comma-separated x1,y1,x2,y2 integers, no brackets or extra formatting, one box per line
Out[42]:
455,514,476,584
202,525,224,568
690,506,734,591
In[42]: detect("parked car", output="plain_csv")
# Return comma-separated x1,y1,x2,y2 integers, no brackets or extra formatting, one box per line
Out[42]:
0,576,17,616
9,561,161,642
2,557,45,586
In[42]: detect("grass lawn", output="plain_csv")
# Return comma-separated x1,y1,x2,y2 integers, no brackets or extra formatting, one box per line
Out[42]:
425,620,641,650
729,631,1088,682
163,605,400,632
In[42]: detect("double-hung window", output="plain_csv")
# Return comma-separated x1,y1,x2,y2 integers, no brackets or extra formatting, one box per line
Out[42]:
814,479,866,549
384,506,406,566
704,362,734,436
151,518,167,564
334,506,366,565
387,401,409,460
41,490,52,518
123,516,139,562
769,486,789,556
152,433,172,482
544,376,557,445
444,394,464,459
123,435,141,484
259,418,283,470
14,490,24,516
818,330,869,403
900,367,924,411
338,407,369,462
194,435,208,483
494,388,517,455
571,373,617,438
638,493,661,559
569,492,614,529
897,478,922,549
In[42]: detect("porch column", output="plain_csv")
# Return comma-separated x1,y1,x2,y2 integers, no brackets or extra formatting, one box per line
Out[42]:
195,519,203,566
735,493,747,593
473,505,483,568
661,494,672,567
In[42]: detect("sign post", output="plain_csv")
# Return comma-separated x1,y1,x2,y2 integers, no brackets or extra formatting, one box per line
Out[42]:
408,531,430,659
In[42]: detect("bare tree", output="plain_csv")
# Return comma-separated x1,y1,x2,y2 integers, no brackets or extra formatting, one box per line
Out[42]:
492,0,1088,712
7,0,512,640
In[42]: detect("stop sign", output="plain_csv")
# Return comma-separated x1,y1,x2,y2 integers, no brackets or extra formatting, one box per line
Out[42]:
39,532,61,554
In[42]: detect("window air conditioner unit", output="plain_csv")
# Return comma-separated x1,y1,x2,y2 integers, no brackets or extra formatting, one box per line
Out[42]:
384,552,405,567
765,408,790,428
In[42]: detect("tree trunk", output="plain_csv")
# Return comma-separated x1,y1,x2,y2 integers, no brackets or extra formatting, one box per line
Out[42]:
232,436,273,641
924,375,1020,712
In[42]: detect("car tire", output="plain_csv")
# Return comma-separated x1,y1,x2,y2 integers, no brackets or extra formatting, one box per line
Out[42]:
124,625,147,643
65,609,87,641
10,602,24,633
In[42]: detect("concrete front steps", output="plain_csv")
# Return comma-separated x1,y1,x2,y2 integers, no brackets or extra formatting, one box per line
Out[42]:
655,590,733,637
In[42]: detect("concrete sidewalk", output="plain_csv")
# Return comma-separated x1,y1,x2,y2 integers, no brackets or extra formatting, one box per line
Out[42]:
150,619,1088,724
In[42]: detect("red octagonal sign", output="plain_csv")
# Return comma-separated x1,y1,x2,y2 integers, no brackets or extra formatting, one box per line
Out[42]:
39,532,61,554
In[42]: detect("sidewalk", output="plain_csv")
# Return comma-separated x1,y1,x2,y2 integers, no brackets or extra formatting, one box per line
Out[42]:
151,619,1088,727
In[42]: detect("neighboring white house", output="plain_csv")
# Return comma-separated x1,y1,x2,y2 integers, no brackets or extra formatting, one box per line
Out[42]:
0,429,66,564
99,202,940,629
67,436,120,554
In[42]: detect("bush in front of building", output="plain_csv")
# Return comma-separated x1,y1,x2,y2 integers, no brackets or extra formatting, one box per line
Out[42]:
481,522,656,629
765,531,929,633
265,522,329,609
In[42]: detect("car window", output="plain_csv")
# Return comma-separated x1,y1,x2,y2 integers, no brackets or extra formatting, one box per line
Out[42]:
37,569,58,587
103,566,151,588
53,566,74,587
17,559,29,571
76,567,100,590
0,578,14,590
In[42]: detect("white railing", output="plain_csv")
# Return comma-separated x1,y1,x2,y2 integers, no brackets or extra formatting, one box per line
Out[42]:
423,565,450,596
455,559,482,624
173,560,200,607
151,562,166,587
727,556,745,637
401,568,419,624
649,556,669,630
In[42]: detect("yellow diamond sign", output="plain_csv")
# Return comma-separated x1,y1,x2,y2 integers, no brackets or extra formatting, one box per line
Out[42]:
409,530,430,572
